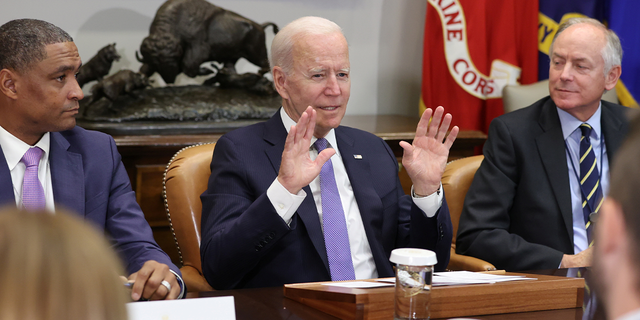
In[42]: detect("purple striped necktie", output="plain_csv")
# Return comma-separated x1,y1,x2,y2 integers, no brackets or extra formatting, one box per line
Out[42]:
21,147,45,211
314,138,355,281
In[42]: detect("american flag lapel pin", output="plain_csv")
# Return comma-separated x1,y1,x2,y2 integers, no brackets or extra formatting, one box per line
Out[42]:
353,154,362,159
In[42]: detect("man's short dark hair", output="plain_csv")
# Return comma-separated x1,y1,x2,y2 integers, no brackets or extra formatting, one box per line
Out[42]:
609,113,640,267
0,19,73,73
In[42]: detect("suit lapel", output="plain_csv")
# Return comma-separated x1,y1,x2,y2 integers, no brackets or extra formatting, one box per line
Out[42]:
0,145,17,205
535,100,574,243
49,132,85,216
262,112,329,271
601,101,626,161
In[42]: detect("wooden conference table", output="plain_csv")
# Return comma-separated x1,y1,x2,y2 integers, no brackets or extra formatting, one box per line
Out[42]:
186,269,596,320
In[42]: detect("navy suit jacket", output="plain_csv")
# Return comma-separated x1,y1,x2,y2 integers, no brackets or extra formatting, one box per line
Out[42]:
0,126,179,276
200,112,452,289
456,97,630,271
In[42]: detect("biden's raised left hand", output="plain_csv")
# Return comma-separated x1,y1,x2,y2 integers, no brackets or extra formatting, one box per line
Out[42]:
400,106,458,196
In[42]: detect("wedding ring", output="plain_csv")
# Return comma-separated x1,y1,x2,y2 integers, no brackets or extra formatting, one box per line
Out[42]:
160,280,172,293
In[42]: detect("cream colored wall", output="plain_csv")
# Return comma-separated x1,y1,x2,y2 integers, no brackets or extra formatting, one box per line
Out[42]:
1,0,427,116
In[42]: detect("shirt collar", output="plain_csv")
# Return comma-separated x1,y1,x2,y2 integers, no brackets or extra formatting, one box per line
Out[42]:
279,107,340,156
0,125,50,170
557,101,602,141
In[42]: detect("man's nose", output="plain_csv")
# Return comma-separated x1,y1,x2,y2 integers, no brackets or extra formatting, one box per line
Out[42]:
324,74,341,96
559,64,574,81
69,78,85,101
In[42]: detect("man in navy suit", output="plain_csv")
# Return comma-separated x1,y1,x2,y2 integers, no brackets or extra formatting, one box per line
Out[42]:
200,16,457,289
0,19,183,300
456,18,631,271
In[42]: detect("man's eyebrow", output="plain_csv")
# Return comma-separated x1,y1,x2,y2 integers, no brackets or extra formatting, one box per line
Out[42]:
51,63,81,75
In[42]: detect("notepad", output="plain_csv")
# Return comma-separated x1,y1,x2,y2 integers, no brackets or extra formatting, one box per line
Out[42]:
127,296,236,320
432,271,536,286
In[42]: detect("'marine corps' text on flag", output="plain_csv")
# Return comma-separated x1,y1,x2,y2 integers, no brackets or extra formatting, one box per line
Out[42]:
428,0,522,99
421,0,539,132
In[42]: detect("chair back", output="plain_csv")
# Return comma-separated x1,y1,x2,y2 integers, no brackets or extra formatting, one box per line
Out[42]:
163,143,216,292
502,79,619,113
442,155,484,246
442,155,496,271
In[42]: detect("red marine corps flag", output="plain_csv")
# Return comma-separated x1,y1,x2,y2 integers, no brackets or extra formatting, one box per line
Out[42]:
420,0,539,132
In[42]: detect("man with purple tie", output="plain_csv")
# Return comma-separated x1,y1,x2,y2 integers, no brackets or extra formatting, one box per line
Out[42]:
0,18,183,300
200,16,456,289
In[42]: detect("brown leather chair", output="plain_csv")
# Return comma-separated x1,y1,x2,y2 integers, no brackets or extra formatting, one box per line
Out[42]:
163,143,216,292
502,79,619,113
442,155,497,271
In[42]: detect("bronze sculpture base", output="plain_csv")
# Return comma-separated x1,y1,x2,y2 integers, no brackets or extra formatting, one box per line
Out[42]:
78,85,280,135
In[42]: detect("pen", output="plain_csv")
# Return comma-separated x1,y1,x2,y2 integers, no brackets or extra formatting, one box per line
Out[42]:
124,279,135,288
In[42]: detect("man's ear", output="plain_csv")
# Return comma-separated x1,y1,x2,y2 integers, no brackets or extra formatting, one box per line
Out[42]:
604,65,622,91
272,66,290,101
0,69,18,100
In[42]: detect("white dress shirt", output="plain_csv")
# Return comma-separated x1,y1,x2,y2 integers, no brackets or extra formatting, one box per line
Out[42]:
267,108,443,279
0,126,55,212
557,103,608,254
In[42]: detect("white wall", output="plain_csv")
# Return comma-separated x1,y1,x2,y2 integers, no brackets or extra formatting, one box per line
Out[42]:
1,0,426,116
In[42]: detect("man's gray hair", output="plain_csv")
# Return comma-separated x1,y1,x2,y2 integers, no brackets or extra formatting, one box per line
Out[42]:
549,17,622,76
0,19,73,73
269,16,344,75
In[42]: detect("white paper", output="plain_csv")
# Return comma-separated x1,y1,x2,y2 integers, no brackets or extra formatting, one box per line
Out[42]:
127,296,235,320
432,271,536,286
376,272,536,287
322,281,394,288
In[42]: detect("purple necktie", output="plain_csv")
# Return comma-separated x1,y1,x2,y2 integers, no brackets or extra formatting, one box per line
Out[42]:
21,147,45,211
314,138,355,281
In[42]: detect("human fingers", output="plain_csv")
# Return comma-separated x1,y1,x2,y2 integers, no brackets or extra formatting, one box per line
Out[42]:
399,140,414,160
303,107,317,142
140,262,172,300
435,112,453,142
415,108,432,138
444,125,459,150
428,106,445,139
283,124,298,155
159,275,180,300
294,109,310,144
315,148,336,167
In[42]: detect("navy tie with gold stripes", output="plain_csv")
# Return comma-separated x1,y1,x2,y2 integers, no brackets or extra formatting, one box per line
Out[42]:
579,123,602,246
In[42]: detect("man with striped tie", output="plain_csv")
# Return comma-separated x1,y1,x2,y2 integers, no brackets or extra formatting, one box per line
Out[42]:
456,17,635,271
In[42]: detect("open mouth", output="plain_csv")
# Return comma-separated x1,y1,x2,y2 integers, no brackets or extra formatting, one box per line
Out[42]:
318,106,339,111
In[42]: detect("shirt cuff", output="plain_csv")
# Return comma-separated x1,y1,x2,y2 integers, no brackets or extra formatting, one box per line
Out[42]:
266,178,307,225
170,269,186,299
411,183,443,218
